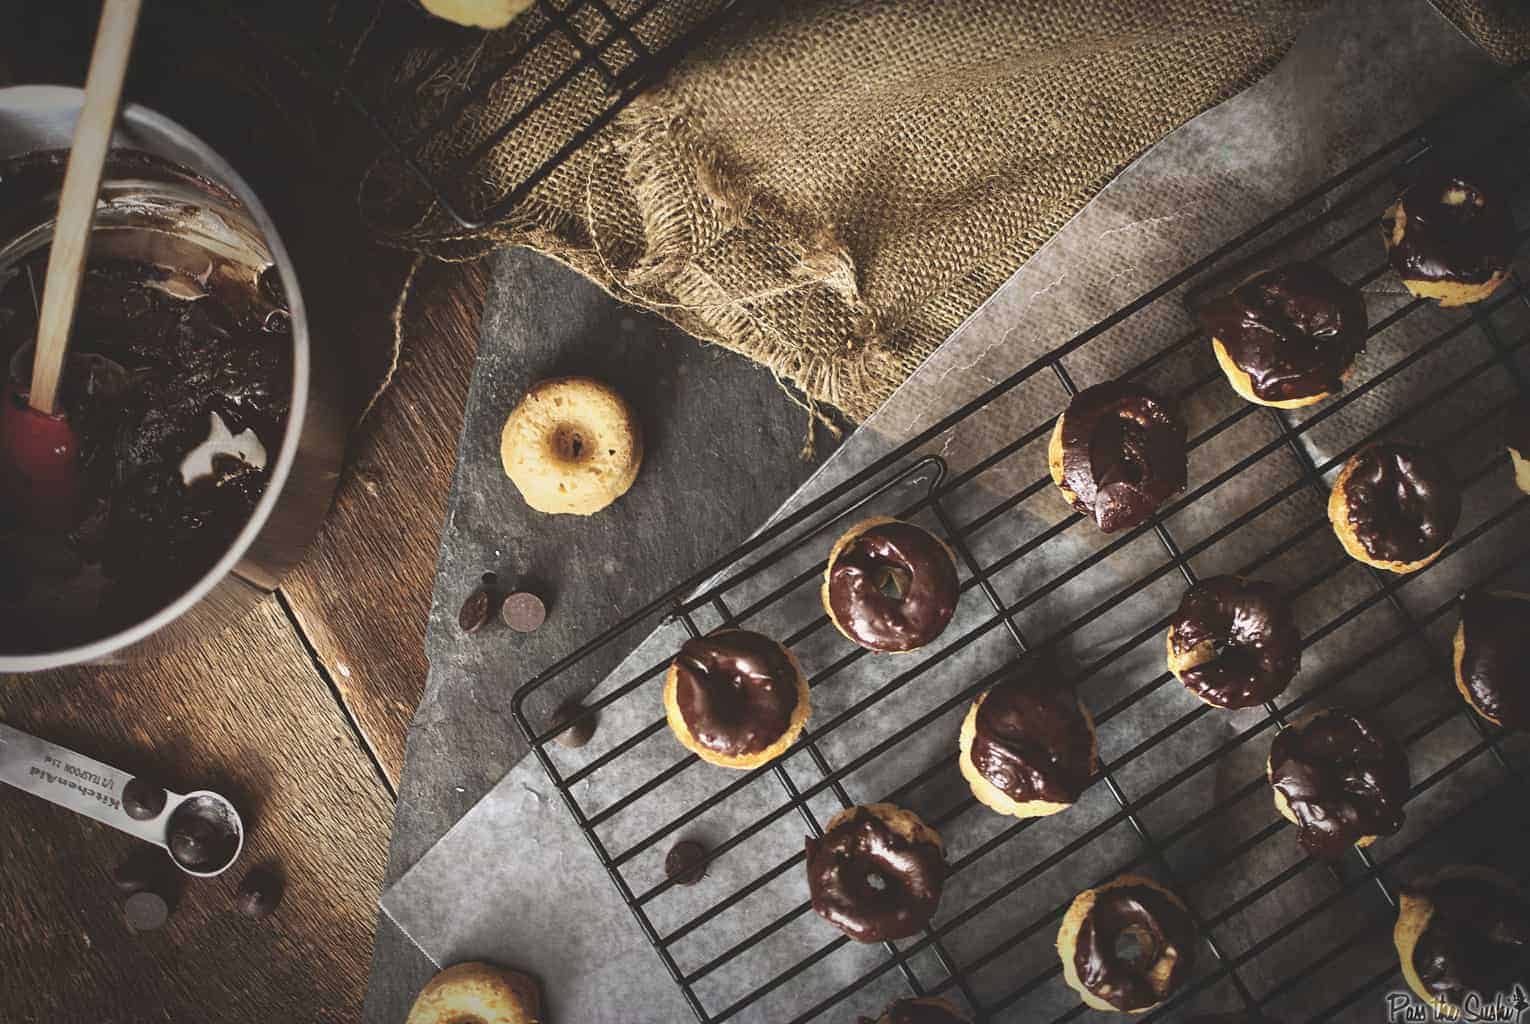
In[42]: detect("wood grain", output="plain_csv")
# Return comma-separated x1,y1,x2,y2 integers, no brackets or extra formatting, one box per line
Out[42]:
280,256,486,786
0,597,393,1024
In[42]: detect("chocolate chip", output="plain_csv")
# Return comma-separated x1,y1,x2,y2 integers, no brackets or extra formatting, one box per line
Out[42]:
552,699,596,749
459,588,493,634
121,778,166,821
501,591,546,633
123,890,170,932
236,867,284,920
665,840,708,886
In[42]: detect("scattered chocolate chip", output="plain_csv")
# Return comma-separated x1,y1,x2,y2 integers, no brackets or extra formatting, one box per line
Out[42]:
121,778,166,821
665,840,709,886
553,699,596,749
458,588,493,634
123,890,170,932
502,591,546,633
236,867,284,920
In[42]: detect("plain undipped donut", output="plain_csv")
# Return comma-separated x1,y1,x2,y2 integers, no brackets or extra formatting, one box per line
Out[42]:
405,962,541,1024
500,377,642,516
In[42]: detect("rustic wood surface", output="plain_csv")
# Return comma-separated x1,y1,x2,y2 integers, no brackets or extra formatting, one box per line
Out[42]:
0,6,488,1021
1,6,835,1023
0,600,395,1024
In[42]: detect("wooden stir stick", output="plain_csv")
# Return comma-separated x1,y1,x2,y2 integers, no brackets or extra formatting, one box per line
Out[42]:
28,0,142,415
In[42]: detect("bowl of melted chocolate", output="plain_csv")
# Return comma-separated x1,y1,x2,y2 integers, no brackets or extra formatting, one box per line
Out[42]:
0,87,342,668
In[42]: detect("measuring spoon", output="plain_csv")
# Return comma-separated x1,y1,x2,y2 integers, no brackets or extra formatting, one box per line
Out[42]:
0,720,244,877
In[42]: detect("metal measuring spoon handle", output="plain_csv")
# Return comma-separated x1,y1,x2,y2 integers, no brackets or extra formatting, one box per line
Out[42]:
0,720,243,877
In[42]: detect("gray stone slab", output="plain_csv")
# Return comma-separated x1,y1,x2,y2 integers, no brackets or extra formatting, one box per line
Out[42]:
364,246,838,1023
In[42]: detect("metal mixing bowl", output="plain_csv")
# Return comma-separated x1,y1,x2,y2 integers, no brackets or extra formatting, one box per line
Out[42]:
0,86,345,670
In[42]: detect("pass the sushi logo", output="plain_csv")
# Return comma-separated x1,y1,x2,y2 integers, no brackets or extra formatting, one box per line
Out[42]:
1385,984,1530,1022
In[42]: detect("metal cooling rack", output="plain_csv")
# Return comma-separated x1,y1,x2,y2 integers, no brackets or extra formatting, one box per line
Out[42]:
237,0,743,229
511,63,1530,1022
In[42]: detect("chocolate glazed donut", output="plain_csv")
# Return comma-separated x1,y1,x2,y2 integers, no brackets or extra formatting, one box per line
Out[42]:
823,517,960,653
663,629,810,769
805,804,945,943
1328,442,1460,573
1048,380,1188,533
958,671,1097,818
1166,576,1301,709
1267,708,1409,858
1058,874,1197,1013
1198,262,1368,408
1395,866,1530,1014
1454,588,1530,729
1383,165,1517,307
1505,398,1530,495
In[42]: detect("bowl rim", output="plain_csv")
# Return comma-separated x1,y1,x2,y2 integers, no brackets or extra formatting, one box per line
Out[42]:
0,85,312,672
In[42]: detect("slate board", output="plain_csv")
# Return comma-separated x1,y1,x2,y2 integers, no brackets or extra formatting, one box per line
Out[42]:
363,247,839,1022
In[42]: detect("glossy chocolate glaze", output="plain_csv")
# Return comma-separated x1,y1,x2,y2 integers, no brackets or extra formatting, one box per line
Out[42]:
1384,166,1516,285
806,807,945,943
1339,444,1460,564
857,997,968,1024
1059,381,1187,533
1198,263,1367,403
1170,576,1301,709
1506,398,1530,457
827,520,959,652
1411,873,1530,1007
1073,883,1196,1011
672,631,799,757
969,673,1094,804
1268,709,1408,858
1459,589,1530,729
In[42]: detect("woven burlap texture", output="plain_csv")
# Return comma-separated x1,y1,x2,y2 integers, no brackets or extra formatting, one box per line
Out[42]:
363,0,1525,423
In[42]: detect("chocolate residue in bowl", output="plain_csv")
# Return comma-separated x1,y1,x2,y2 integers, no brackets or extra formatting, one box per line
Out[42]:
0,257,291,652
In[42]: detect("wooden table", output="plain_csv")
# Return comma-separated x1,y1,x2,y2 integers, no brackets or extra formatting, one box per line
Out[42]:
0,9,491,1021
0,7,840,1022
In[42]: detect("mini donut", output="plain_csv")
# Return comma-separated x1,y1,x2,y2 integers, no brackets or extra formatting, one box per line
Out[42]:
822,516,959,653
957,671,1097,819
856,996,970,1024
1453,588,1530,730
1197,262,1368,408
500,376,643,516
663,629,810,770
1266,707,1409,858
1048,380,1188,533
1383,166,1516,308
405,962,541,1024
1505,398,1530,495
1166,576,1301,709
1328,442,1460,573
419,0,534,29
805,803,945,943
1394,865,1530,1018
1056,874,1197,1013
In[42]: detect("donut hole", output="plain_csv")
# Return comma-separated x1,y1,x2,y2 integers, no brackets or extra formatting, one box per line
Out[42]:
874,565,912,601
550,424,591,465
1113,924,1161,969
865,871,890,893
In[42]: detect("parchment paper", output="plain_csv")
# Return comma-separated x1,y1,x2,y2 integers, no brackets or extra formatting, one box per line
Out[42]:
380,3,1530,1021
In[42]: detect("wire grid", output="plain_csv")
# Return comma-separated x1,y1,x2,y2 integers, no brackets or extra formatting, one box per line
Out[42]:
512,67,1530,1022
251,0,743,229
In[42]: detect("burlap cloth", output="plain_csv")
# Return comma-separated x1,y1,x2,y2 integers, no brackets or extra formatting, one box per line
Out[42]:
359,0,1530,424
